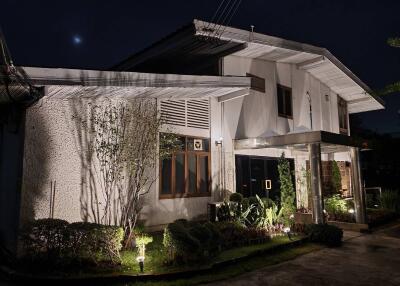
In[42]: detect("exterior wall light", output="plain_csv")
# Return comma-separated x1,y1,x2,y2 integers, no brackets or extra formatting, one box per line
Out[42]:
215,137,223,146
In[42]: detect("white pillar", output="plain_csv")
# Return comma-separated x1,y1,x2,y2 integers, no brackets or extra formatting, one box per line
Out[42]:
350,147,367,224
308,143,324,224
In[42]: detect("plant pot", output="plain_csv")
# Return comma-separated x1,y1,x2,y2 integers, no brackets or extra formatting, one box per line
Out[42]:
295,212,313,224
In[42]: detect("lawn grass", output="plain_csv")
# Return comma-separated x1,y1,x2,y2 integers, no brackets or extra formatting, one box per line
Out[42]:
120,242,321,286
119,234,306,276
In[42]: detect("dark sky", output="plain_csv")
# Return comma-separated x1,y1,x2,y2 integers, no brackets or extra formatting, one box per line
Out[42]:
1,0,399,135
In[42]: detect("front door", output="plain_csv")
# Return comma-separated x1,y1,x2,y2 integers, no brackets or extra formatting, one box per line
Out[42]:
235,155,295,203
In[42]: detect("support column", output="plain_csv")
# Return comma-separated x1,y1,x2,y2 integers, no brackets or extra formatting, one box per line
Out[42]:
308,143,324,224
350,147,367,224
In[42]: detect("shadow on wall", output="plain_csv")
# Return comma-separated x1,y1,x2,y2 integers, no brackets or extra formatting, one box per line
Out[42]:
68,98,101,223
19,102,51,225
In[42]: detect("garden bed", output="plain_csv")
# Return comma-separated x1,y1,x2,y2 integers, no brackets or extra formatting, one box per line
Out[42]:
367,208,399,228
4,234,307,284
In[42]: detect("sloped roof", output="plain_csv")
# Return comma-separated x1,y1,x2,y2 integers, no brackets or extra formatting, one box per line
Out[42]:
114,19,384,114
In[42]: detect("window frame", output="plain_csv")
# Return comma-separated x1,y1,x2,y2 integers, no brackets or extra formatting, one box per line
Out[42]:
246,73,266,93
337,96,348,134
159,135,211,199
277,84,293,119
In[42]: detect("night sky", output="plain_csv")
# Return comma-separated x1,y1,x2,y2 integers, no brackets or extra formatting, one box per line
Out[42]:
1,0,399,135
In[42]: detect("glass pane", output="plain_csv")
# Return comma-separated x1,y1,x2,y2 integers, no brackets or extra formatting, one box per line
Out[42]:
188,154,196,193
199,156,209,193
187,138,209,152
161,157,172,194
175,153,185,193
285,90,292,117
277,85,284,115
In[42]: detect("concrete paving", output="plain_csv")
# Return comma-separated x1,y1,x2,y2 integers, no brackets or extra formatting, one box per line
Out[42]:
207,222,400,286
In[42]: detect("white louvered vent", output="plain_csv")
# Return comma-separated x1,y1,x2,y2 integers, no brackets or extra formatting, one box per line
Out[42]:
160,100,186,127
160,99,210,130
187,99,210,129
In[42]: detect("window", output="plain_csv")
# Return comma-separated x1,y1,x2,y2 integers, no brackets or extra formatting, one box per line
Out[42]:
246,73,265,93
159,134,211,198
338,96,348,134
277,84,293,118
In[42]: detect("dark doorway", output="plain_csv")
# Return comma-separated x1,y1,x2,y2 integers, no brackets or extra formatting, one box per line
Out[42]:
235,155,295,203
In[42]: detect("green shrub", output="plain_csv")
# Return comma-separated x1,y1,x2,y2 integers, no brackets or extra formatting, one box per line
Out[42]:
331,160,342,194
188,224,212,253
68,222,124,263
20,219,124,267
324,195,348,215
173,219,190,227
163,222,201,263
20,218,69,260
241,198,250,210
278,153,296,226
379,190,400,213
229,193,243,203
214,222,247,247
305,224,343,247
203,222,222,250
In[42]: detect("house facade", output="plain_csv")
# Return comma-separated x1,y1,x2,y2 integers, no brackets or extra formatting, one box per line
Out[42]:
0,20,384,252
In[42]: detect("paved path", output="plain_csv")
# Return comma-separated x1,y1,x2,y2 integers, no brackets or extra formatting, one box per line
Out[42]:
206,222,400,286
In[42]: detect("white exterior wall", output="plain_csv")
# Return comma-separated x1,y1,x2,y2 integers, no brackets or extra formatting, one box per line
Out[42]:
222,55,346,135
219,55,351,201
21,96,217,229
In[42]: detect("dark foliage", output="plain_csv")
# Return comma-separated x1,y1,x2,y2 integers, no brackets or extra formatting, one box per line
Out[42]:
305,224,343,247
19,219,124,268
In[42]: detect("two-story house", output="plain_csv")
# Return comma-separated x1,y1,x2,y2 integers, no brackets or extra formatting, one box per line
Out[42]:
0,20,384,253
113,19,384,227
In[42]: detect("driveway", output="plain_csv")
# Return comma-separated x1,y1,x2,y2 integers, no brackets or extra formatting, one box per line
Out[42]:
206,222,400,286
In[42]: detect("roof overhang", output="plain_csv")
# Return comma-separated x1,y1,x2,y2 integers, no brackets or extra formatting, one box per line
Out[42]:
1,66,250,101
234,131,359,154
193,20,385,114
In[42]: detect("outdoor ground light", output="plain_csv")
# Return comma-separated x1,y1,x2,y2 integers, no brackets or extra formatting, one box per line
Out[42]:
283,227,292,240
136,255,145,272
348,208,355,214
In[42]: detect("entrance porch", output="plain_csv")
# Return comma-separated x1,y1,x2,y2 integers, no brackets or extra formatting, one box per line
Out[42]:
234,131,367,224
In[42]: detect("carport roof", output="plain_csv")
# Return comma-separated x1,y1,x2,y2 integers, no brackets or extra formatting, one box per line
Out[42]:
234,131,359,154
1,66,251,102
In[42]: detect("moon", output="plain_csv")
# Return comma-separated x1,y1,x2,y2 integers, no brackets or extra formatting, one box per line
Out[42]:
73,35,82,45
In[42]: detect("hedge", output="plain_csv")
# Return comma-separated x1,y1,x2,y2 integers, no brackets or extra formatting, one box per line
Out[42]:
305,223,343,247
20,219,124,267
163,220,271,265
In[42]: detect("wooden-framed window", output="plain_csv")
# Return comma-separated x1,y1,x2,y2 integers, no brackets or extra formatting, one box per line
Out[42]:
277,84,293,118
159,134,211,199
246,73,265,93
338,96,348,134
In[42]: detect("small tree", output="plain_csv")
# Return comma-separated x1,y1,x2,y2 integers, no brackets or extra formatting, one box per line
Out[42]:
278,153,296,226
331,160,342,194
84,99,179,244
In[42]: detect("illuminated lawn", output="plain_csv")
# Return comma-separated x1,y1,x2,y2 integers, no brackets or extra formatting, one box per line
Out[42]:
119,233,306,275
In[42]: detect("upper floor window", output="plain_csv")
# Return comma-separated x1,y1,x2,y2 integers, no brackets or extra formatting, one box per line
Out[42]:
246,73,265,93
338,96,348,134
159,134,211,199
277,84,293,118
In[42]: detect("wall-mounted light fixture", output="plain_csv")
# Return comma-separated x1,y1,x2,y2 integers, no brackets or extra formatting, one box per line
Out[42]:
215,137,223,146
